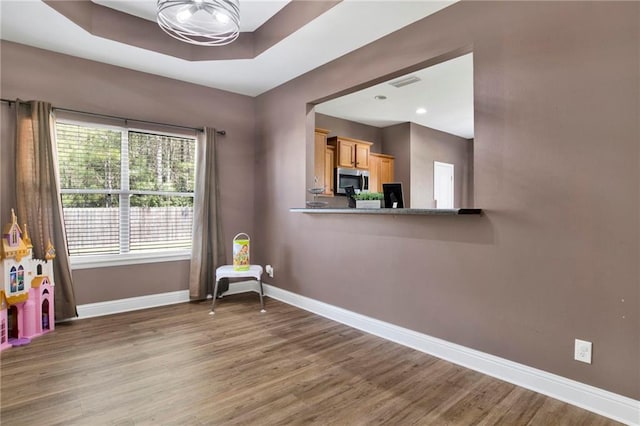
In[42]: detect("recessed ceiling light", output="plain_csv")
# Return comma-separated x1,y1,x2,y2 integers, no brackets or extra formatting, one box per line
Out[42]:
374,95,387,100
416,107,427,114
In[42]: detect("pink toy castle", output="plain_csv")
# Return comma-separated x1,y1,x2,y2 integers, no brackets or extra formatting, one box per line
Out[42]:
0,209,55,351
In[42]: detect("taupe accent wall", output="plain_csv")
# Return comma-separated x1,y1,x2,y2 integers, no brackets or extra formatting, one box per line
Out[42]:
381,123,411,203
315,113,383,152
254,1,639,400
0,41,256,304
410,123,472,209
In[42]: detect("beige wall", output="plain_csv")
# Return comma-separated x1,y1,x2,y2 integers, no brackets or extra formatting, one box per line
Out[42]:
254,1,639,400
0,41,256,304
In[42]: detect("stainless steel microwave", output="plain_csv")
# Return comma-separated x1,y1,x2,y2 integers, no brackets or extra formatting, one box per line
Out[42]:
335,167,369,195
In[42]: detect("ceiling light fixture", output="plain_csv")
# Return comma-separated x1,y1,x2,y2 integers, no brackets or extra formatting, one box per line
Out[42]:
157,0,240,46
416,107,427,114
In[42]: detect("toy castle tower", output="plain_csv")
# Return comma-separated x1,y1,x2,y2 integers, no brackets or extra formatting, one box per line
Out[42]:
0,209,55,351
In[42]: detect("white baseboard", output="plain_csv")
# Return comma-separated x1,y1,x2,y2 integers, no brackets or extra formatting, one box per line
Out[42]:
76,290,190,319
262,283,640,426
74,282,639,425
75,281,258,320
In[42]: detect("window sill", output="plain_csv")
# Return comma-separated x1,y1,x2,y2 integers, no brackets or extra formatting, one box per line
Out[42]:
70,251,191,270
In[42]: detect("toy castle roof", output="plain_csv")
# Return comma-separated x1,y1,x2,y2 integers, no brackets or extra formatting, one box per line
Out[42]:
1,209,30,262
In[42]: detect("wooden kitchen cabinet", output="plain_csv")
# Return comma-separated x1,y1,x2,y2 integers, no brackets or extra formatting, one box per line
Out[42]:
369,153,395,192
324,146,335,195
380,155,394,185
369,154,380,192
314,128,331,194
327,136,372,170
336,139,356,168
355,143,370,169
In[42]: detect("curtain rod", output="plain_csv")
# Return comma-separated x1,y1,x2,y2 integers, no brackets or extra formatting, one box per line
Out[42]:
0,98,226,136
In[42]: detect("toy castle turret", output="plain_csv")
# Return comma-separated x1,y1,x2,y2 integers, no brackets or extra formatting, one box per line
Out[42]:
0,209,55,350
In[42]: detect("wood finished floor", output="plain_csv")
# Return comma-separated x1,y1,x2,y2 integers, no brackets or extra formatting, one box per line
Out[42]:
1,294,621,426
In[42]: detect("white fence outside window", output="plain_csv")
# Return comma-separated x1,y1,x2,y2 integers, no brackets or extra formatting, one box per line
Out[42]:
63,207,193,256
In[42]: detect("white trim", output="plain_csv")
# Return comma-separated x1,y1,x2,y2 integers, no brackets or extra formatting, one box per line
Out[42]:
76,290,190,319
262,283,640,426
71,251,191,269
74,281,258,319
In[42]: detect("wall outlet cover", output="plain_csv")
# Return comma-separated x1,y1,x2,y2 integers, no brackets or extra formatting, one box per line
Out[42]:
574,339,592,364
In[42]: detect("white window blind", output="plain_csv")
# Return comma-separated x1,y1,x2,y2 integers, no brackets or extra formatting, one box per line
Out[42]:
56,122,196,258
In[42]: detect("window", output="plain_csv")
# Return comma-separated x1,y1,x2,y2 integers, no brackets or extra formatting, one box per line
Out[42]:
17,266,24,291
10,267,16,292
56,121,196,262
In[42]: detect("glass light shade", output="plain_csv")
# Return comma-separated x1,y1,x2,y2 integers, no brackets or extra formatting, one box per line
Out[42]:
157,0,240,46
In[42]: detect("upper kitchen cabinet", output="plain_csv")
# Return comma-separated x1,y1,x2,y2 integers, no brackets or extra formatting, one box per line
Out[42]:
325,145,335,195
327,136,372,169
369,153,395,192
314,128,333,195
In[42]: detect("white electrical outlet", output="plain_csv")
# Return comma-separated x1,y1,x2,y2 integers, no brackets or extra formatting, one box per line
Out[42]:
265,264,274,278
574,339,592,364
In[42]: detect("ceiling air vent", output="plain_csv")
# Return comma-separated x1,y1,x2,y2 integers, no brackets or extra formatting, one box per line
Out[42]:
388,75,421,88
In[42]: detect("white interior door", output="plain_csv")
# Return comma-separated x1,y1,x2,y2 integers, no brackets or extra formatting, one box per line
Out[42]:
434,161,454,209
